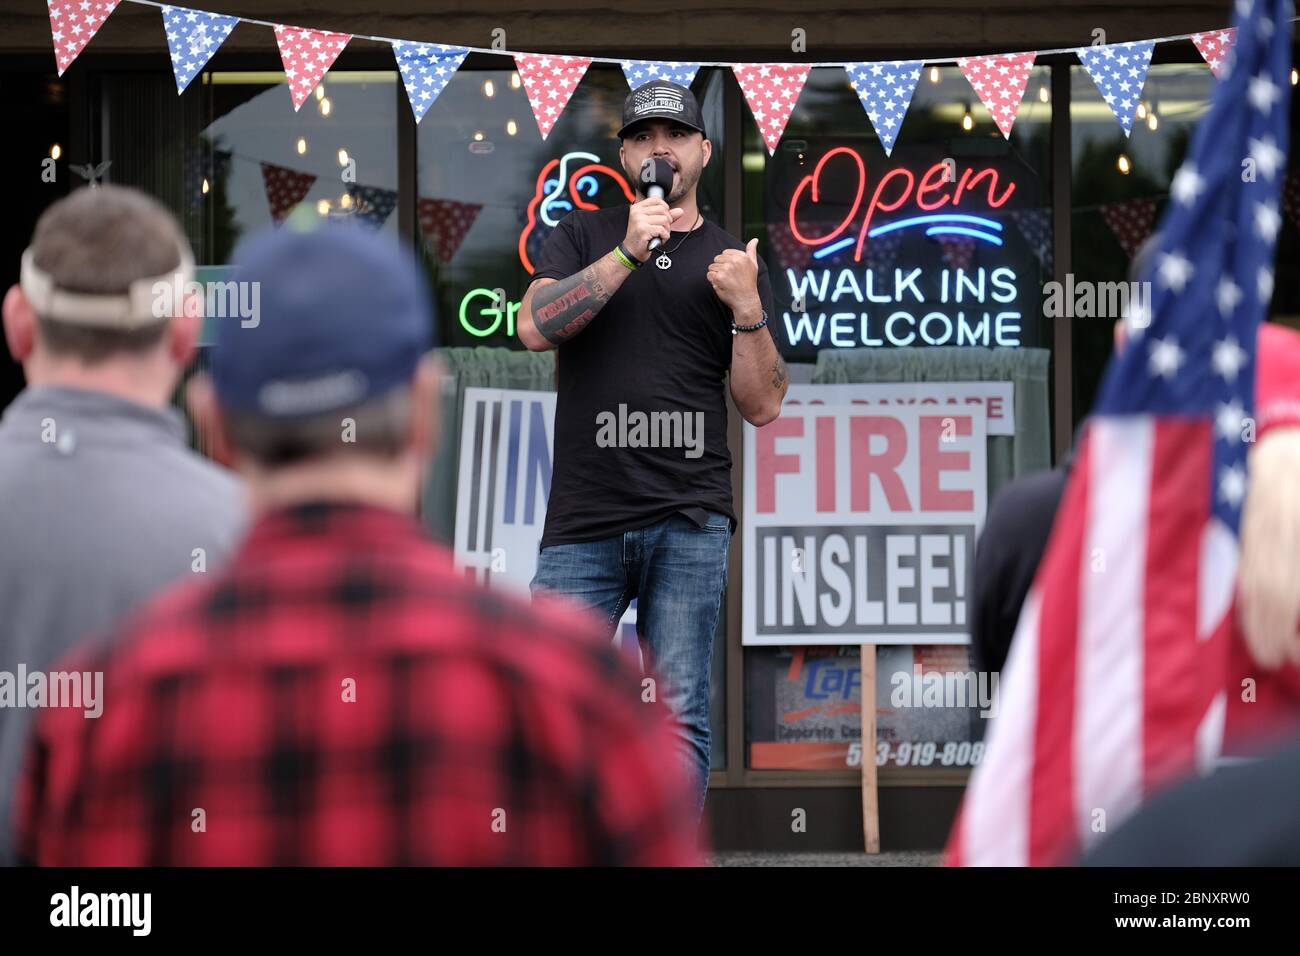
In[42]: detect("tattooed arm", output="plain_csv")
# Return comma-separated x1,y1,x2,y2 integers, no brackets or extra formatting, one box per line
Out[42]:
728,299,788,427
518,251,634,351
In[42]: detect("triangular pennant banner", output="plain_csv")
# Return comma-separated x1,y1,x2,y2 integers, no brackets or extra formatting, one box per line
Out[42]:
866,231,903,274
938,234,977,272
1098,197,1157,257
1192,28,1237,78
732,63,811,155
391,39,469,124
185,143,231,213
48,0,120,76
844,61,924,157
417,198,483,261
1076,40,1156,136
620,60,700,90
274,24,352,111
260,162,316,224
514,53,592,140
162,6,239,93
347,184,399,229
1010,208,1054,273
957,52,1037,138
766,222,811,270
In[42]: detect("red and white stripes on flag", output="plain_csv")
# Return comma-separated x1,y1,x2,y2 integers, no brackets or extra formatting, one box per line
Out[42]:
947,418,1233,866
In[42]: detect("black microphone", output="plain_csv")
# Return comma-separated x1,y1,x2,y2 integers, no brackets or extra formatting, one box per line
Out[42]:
639,157,676,250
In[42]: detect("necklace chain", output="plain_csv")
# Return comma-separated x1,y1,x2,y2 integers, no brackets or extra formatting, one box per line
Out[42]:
653,212,702,269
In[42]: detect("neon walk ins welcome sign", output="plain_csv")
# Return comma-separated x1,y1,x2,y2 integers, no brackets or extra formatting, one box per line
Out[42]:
778,147,1041,353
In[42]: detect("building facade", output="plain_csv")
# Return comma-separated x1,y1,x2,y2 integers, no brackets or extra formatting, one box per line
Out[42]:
1,0,1297,850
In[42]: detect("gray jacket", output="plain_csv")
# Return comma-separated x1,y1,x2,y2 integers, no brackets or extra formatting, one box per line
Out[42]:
0,385,244,863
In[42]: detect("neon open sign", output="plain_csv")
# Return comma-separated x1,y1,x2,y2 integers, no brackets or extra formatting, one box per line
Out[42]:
788,149,1016,260
781,149,1028,349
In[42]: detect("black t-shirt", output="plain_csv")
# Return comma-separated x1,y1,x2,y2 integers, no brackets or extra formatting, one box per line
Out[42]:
528,205,776,547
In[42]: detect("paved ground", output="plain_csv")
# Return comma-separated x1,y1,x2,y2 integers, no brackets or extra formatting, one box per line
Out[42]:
710,851,942,867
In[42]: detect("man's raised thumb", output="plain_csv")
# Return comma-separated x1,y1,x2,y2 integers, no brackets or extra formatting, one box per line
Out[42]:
746,237,759,264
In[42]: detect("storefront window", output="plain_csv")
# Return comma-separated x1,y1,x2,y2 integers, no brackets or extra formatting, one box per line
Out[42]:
1070,59,1300,424
742,64,1055,772
415,64,728,349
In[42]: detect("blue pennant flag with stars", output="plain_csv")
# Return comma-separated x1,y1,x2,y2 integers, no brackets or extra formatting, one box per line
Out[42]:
844,61,924,157
1076,40,1156,136
1099,0,1292,534
162,5,239,94
391,40,469,124
346,184,399,229
620,60,700,90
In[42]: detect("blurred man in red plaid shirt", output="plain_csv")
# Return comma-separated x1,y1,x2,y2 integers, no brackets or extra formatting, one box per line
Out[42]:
14,221,701,866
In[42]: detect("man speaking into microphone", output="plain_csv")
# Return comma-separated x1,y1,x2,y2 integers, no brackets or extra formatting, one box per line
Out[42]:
518,80,786,817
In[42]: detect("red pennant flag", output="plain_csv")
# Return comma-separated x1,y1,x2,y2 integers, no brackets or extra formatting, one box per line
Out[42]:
732,64,811,155
938,235,977,272
274,24,352,111
514,53,592,140
766,222,811,270
1192,28,1237,79
1099,198,1158,258
957,52,1037,139
260,162,317,224
417,198,483,262
48,0,120,76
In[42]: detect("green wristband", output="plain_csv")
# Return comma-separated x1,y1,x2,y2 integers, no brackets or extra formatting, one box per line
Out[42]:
612,243,640,271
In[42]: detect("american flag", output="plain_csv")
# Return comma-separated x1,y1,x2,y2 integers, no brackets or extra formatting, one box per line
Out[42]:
947,0,1292,867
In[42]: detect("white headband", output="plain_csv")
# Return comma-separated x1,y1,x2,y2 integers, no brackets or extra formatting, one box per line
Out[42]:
19,244,196,330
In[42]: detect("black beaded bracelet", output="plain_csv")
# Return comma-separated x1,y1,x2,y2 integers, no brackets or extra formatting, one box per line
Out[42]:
731,310,768,335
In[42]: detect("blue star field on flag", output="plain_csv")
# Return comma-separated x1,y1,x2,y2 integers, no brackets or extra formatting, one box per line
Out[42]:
844,61,924,156
346,184,399,229
1096,0,1292,532
1076,40,1156,136
619,60,700,91
391,40,469,124
162,5,239,93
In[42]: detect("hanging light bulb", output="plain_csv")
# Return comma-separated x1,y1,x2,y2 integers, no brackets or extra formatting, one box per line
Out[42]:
315,85,325,102
1136,102,1147,120
297,137,308,155
201,178,209,195
1117,153,1131,175
961,108,974,132
929,66,940,84
320,98,332,117
511,71,521,89
1038,85,1049,103
1147,112,1159,131
506,119,518,136
338,148,349,166
473,130,485,141
1291,67,1298,86
483,79,495,98
340,192,353,209
317,199,331,215
49,143,61,160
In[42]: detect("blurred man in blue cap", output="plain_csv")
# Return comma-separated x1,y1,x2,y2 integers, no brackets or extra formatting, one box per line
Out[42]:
15,221,701,866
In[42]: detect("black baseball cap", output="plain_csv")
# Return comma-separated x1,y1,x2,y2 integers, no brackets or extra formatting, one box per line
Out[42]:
618,81,707,140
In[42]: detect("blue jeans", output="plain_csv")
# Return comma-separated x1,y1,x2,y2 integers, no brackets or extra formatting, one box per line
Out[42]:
530,511,731,819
